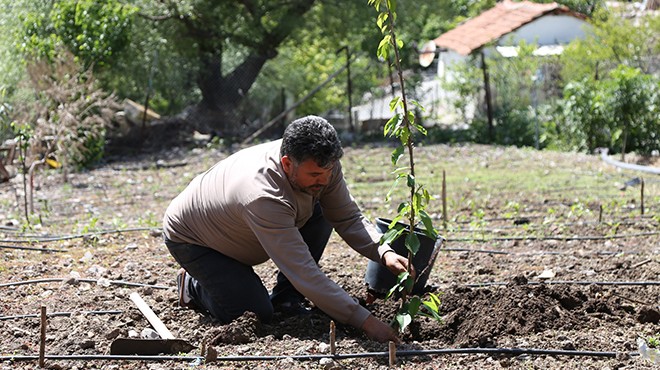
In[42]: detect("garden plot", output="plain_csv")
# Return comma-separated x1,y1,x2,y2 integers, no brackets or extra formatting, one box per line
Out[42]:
0,143,658,369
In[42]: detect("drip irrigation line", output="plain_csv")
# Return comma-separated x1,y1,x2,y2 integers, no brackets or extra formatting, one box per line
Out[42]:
0,278,171,290
450,219,658,233
0,244,66,252
0,227,161,244
440,247,643,256
450,213,658,226
446,231,659,243
0,310,122,321
0,348,639,363
465,280,660,288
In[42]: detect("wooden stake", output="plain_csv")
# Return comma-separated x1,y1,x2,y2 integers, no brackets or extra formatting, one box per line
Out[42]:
39,306,46,368
442,169,448,231
329,320,336,355
388,340,396,366
632,258,652,269
598,204,603,223
640,177,645,216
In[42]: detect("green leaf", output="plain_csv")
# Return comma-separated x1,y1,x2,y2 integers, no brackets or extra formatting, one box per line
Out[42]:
376,13,388,31
389,96,401,111
390,213,404,226
384,114,399,137
386,271,409,299
380,226,404,246
406,110,415,126
388,0,397,12
410,100,426,112
421,293,443,322
405,231,420,255
391,145,404,165
419,210,438,240
408,296,421,316
395,312,412,333
404,273,414,293
385,176,401,201
414,122,427,135
406,174,415,188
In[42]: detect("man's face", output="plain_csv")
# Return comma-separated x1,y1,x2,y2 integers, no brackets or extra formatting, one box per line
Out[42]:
281,156,334,197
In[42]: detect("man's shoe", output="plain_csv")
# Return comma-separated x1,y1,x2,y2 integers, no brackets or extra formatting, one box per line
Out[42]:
176,268,197,309
273,299,311,317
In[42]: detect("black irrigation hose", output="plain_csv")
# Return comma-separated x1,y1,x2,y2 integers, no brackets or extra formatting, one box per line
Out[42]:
0,227,160,244
0,244,66,252
451,219,659,233
0,310,122,321
0,278,171,290
440,247,643,256
446,231,659,243
0,348,640,363
466,280,660,288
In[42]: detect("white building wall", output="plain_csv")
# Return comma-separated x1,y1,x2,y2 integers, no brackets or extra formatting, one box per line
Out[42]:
499,15,589,46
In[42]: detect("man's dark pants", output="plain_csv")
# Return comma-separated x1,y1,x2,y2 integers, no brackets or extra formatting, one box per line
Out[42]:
165,203,332,324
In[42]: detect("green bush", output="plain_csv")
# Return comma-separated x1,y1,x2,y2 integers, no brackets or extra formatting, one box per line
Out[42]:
556,65,659,155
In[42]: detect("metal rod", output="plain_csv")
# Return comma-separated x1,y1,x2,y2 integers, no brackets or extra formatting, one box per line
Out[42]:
39,306,46,368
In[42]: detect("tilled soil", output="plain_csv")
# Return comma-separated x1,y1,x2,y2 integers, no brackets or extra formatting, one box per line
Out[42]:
0,143,658,369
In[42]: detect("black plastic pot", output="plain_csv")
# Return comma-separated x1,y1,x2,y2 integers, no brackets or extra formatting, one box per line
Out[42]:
365,218,443,295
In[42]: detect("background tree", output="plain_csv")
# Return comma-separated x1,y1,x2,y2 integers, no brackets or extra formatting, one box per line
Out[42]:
130,0,318,136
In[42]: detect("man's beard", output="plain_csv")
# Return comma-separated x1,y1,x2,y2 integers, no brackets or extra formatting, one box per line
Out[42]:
288,173,324,197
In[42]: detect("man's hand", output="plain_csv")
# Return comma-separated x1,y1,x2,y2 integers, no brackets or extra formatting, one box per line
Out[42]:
381,250,415,278
361,314,400,343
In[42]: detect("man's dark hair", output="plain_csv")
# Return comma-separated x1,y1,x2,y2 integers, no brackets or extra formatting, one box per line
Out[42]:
280,115,343,167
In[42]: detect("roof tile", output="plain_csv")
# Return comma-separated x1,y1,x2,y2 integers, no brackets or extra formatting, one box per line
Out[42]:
433,0,571,55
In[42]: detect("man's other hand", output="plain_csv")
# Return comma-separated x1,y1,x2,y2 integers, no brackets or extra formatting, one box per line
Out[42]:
361,314,400,343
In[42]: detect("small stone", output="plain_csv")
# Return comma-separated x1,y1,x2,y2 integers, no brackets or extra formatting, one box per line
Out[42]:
141,328,160,339
105,328,121,340
561,341,576,350
538,269,555,280
96,278,111,287
79,340,95,349
317,342,330,354
63,277,79,285
79,251,93,263
320,357,340,370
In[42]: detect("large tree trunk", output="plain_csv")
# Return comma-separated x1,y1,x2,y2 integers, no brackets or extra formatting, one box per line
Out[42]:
191,53,270,136
185,0,317,137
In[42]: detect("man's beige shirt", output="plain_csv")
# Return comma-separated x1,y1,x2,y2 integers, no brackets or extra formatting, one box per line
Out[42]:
163,139,391,328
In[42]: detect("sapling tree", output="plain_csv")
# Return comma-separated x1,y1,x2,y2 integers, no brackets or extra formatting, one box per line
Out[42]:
368,0,442,334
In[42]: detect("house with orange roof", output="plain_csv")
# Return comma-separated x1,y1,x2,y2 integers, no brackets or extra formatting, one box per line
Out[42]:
352,0,590,132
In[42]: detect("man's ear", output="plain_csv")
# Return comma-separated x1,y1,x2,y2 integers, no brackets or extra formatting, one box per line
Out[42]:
281,155,293,175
